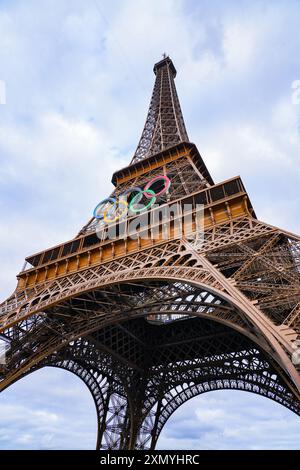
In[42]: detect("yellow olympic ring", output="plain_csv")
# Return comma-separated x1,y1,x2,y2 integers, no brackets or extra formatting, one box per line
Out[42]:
103,200,128,223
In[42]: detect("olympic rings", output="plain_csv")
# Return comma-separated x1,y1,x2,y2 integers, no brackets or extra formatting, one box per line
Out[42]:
93,175,171,223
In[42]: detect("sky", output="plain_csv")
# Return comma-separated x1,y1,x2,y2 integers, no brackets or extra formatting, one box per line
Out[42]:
0,0,300,449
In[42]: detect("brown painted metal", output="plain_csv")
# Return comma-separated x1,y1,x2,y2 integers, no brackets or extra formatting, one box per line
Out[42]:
0,56,299,449
131,57,189,164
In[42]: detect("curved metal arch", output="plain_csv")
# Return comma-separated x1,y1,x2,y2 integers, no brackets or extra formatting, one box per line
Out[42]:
29,270,293,353
141,375,300,450
1,302,298,448
2,266,256,327
51,270,300,394
2,241,299,393
12,265,298,366
44,362,130,450
41,317,300,450
15,357,112,450
48,343,137,450
43,359,110,450
1,274,299,399
4,327,135,450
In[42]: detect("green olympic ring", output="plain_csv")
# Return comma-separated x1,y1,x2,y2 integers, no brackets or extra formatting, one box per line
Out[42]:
128,189,156,213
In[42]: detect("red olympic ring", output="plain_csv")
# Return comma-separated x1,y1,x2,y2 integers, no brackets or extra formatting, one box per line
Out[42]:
143,175,171,198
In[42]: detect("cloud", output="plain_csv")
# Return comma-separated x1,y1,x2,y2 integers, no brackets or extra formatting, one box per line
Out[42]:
158,391,300,450
0,111,127,296
0,368,97,450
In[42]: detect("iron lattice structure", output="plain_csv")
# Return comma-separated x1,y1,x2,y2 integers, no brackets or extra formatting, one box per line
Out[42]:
131,56,189,164
1,56,300,449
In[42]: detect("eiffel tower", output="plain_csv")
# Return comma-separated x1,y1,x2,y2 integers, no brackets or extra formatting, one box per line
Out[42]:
0,56,300,450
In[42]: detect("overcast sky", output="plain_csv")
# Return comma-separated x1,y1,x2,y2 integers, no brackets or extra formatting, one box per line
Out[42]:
0,0,300,449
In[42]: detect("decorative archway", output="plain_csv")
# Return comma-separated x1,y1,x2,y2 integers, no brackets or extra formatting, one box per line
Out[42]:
1,271,300,449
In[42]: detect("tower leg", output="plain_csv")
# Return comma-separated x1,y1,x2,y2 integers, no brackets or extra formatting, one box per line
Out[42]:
96,388,111,450
98,392,131,449
150,399,162,450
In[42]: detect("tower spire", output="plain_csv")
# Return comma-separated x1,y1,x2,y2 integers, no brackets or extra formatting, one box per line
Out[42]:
131,56,189,164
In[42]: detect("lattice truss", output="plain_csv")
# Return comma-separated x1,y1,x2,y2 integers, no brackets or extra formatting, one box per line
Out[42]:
206,229,300,333
6,316,300,450
131,57,189,164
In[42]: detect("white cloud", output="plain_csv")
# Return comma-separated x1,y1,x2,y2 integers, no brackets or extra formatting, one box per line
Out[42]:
158,391,300,449
0,368,97,449
195,407,225,422
0,110,128,295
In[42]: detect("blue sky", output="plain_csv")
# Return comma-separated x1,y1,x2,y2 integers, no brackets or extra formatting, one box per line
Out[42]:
0,0,300,449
